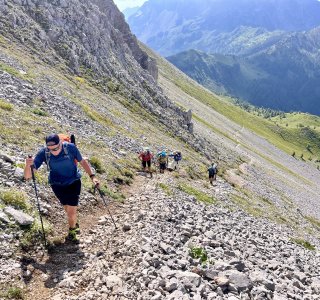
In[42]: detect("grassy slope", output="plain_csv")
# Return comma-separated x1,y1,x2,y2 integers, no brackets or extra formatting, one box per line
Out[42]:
142,43,320,163
272,112,320,132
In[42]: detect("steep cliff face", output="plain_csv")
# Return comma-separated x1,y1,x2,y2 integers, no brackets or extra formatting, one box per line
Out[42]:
0,0,156,78
0,0,191,130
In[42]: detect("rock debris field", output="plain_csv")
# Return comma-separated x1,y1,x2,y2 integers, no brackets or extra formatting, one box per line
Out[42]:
5,174,318,300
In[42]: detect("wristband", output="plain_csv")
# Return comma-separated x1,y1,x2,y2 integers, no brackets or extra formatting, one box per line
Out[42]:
89,174,95,179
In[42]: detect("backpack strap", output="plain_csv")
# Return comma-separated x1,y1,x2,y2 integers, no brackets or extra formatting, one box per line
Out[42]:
62,142,69,156
62,142,77,166
61,142,75,162
45,148,51,171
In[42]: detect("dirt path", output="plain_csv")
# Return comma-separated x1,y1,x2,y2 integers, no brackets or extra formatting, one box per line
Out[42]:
21,172,158,300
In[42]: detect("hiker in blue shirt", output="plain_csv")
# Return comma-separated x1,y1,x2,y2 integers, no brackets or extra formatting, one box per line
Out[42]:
173,151,182,170
24,134,99,243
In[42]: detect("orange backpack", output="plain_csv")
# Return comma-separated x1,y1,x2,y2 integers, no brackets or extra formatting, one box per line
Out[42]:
58,133,76,144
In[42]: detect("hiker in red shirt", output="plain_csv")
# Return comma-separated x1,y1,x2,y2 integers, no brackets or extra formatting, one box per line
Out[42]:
139,147,154,177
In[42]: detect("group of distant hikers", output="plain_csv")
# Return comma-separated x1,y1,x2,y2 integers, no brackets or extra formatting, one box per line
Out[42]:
138,147,218,184
24,133,218,244
138,147,182,176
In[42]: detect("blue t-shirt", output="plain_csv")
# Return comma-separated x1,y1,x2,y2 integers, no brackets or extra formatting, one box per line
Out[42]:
174,153,182,161
34,143,83,186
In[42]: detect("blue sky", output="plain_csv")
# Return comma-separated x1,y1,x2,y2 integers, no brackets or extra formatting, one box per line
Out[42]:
113,0,148,11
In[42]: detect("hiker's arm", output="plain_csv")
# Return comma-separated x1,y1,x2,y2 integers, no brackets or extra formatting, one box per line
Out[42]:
79,159,100,186
24,152,43,180
79,159,95,176
24,156,34,180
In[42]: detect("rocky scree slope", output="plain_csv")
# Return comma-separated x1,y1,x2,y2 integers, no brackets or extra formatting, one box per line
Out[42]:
17,175,320,300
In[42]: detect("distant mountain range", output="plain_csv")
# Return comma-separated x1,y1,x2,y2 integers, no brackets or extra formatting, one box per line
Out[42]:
167,26,320,114
128,0,320,56
128,0,320,115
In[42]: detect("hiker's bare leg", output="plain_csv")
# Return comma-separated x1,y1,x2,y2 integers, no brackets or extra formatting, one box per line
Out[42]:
64,205,77,228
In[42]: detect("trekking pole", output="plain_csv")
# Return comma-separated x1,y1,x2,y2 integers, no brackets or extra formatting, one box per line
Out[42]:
29,155,47,247
95,186,117,229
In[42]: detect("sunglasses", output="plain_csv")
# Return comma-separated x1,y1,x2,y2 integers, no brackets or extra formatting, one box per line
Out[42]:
47,143,61,152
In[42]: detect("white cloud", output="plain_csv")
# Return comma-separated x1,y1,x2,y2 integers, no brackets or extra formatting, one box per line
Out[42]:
113,0,148,11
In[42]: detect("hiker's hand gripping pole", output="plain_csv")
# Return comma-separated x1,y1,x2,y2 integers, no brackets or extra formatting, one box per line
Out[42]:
94,185,117,229
29,155,47,247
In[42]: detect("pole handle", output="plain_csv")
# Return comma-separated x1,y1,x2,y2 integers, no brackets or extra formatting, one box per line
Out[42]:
28,155,36,180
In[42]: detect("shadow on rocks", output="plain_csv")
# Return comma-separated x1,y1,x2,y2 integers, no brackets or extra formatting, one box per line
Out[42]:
20,239,85,288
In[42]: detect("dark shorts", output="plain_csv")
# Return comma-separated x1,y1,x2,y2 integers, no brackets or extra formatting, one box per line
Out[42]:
142,160,151,168
159,163,166,170
51,179,81,206
209,174,215,179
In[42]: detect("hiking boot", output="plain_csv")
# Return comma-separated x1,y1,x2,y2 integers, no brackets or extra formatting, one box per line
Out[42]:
66,228,80,244
69,222,80,234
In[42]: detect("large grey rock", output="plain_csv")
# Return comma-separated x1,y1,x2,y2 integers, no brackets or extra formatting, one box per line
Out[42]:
0,152,14,163
3,207,34,225
13,167,24,180
224,270,253,292
204,268,219,280
175,271,201,288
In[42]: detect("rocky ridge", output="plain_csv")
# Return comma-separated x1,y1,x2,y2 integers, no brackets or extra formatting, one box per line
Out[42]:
0,0,194,132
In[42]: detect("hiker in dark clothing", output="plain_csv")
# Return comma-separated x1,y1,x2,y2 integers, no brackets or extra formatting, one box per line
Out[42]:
173,151,182,170
208,163,218,185
24,134,99,243
168,151,182,171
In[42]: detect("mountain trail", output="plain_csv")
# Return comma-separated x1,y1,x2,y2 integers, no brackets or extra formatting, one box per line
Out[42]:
20,170,172,300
